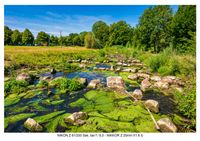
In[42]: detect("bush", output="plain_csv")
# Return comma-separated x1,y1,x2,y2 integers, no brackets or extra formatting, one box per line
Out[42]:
36,80,48,88
174,85,196,128
4,80,29,94
50,77,84,92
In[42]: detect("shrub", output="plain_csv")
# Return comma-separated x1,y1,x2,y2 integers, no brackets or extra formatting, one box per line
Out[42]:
4,80,29,94
174,85,196,128
50,77,84,92
36,80,48,88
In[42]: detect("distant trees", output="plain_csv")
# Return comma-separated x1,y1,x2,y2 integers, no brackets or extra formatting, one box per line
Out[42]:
4,5,196,54
22,29,34,45
92,21,109,47
36,31,50,46
171,5,196,53
108,21,132,46
4,26,13,45
136,6,173,52
11,30,22,45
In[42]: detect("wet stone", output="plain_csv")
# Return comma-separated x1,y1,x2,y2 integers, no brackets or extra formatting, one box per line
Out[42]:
144,99,159,113
141,78,151,91
107,76,125,90
87,79,101,89
131,89,143,100
16,73,32,83
24,118,43,132
65,112,88,126
157,118,177,132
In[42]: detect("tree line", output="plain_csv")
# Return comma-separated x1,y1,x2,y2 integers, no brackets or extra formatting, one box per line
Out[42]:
4,5,196,54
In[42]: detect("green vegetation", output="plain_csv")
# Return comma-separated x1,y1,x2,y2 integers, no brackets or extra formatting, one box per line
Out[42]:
50,77,84,92
5,113,36,129
4,80,29,94
33,111,65,124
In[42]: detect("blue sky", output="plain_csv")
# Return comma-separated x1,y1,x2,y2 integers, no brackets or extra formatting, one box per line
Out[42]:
5,5,178,37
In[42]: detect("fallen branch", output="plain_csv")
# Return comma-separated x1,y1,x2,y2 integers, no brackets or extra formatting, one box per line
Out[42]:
145,106,160,130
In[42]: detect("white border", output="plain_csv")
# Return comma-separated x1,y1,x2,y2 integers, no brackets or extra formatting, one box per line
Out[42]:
1,1,199,141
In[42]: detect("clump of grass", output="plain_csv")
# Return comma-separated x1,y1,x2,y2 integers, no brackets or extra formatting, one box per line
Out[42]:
36,80,48,88
4,79,29,94
50,77,85,92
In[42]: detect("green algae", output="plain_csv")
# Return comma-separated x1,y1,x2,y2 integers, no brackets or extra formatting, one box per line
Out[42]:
51,100,65,105
4,94,20,107
5,113,36,129
119,72,140,86
45,113,70,132
34,110,65,124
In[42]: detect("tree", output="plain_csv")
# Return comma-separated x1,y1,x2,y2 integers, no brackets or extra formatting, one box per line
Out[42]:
108,21,132,46
92,21,109,47
50,35,59,46
72,35,81,46
11,29,22,45
84,32,101,48
4,26,13,45
79,31,88,46
171,5,196,53
22,29,34,45
137,6,173,52
36,31,50,46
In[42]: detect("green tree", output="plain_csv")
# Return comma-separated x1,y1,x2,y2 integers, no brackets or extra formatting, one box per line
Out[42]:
50,35,59,46
22,29,34,45
79,31,88,46
171,5,196,53
72,35,81,46
4,26,13,45
137,6,173,52
84,32,101,48
108,21,132,46
11,29,22,45
36,31,50,46
92,21,109,47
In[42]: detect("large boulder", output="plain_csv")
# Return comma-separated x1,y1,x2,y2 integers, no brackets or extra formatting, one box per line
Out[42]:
24,118,43,132
65,112,88,126
16,73,32,83
154,80,169,89
141,78,151,91
107,76,125,90
87,79,101,89
157,118,177,132
131,89,143,100
144,99,159,113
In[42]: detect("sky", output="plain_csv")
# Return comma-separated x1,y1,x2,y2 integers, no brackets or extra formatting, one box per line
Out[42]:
5,5,178,37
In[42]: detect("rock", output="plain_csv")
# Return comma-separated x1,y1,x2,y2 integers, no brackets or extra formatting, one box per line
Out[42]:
154,80,169,89
16,73,32,83
144,99,159,113
107,76,125,90
122,68,136,73
117,62,123,66
24,118,43,132
150,76,161,82
128,74,138,80
65,112,87,126
175,86,184,93
81,60,88,63
77,78,87,86
157,118,177,132
40,76,52,81
162,76,176,84
110,65,114,71
79,64,86,68
87,79,101,89
131,89,143,100
50,68,57,74
137,73,150,79
141,78,151,91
